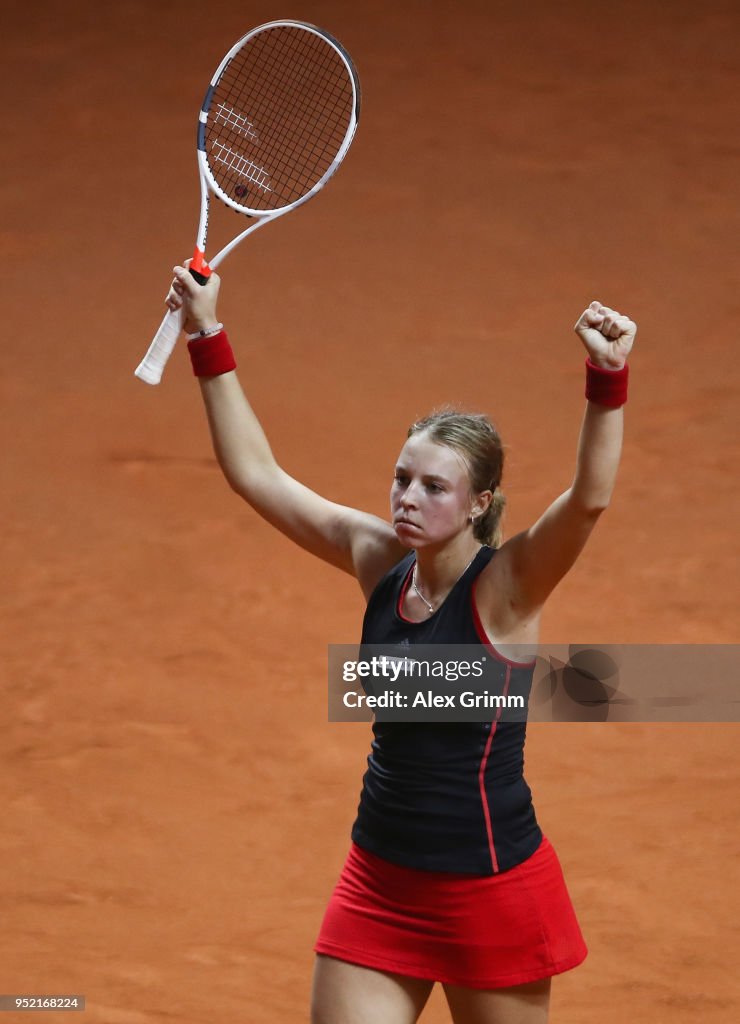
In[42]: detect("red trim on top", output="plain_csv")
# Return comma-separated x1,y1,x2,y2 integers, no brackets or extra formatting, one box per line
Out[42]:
470,578,537,668
478,663,511,874
478,725,497,872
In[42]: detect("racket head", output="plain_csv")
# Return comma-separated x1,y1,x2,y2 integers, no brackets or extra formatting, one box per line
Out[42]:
198,21,360,218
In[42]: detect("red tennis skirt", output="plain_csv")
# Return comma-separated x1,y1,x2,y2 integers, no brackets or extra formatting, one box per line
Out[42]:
314,836,587,989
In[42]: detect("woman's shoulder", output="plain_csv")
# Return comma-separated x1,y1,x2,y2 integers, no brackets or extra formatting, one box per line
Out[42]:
348,515,410,601
474,537,543,647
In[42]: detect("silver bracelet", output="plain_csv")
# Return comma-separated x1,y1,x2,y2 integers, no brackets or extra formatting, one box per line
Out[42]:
186,322,224,341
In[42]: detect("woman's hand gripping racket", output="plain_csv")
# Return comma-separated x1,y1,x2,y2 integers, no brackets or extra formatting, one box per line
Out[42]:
135,20,361,384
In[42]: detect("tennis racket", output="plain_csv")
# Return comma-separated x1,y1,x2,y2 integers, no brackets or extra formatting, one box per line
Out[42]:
135,20,361,385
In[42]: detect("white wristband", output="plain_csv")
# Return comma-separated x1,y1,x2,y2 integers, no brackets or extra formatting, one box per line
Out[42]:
186,322,224,341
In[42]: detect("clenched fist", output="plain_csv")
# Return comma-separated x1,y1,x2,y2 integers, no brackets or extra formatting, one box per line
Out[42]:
574,301,636,370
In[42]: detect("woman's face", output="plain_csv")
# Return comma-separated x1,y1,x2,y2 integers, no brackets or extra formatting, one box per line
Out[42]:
390,433,474,548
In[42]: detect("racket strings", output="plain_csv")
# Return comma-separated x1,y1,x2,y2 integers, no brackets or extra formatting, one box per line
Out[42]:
251,33,350,169
226,33,349,197
205,25,355,211
236,31,349,150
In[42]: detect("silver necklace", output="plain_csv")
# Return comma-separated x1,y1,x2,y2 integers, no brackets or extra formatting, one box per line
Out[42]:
411,549,481,616
411,565,435,615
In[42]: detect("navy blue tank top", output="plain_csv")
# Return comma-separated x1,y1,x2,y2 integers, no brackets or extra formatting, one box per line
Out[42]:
350,545,542,875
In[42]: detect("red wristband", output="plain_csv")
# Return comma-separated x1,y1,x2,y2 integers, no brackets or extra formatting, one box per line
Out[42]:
187,329,236,378
585,358,629,408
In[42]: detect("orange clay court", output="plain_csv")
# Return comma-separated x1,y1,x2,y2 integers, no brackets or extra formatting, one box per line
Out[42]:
0,1,738,1022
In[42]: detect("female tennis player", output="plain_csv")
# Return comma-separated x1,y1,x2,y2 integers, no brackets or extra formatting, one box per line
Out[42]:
165,264,636,1024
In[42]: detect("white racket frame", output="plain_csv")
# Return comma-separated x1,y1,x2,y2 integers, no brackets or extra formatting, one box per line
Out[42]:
135,20,360,385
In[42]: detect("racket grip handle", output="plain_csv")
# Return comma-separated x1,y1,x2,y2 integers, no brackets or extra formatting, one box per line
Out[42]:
134,306,185,385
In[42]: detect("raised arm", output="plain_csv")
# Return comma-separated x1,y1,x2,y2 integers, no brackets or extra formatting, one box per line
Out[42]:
484,300,636,614
166,266,404,595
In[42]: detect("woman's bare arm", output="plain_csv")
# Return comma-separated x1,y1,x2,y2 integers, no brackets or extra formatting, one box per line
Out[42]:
480,300,636,616
167,266,405,594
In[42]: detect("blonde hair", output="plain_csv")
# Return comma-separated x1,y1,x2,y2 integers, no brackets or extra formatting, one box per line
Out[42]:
408,409,506,547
